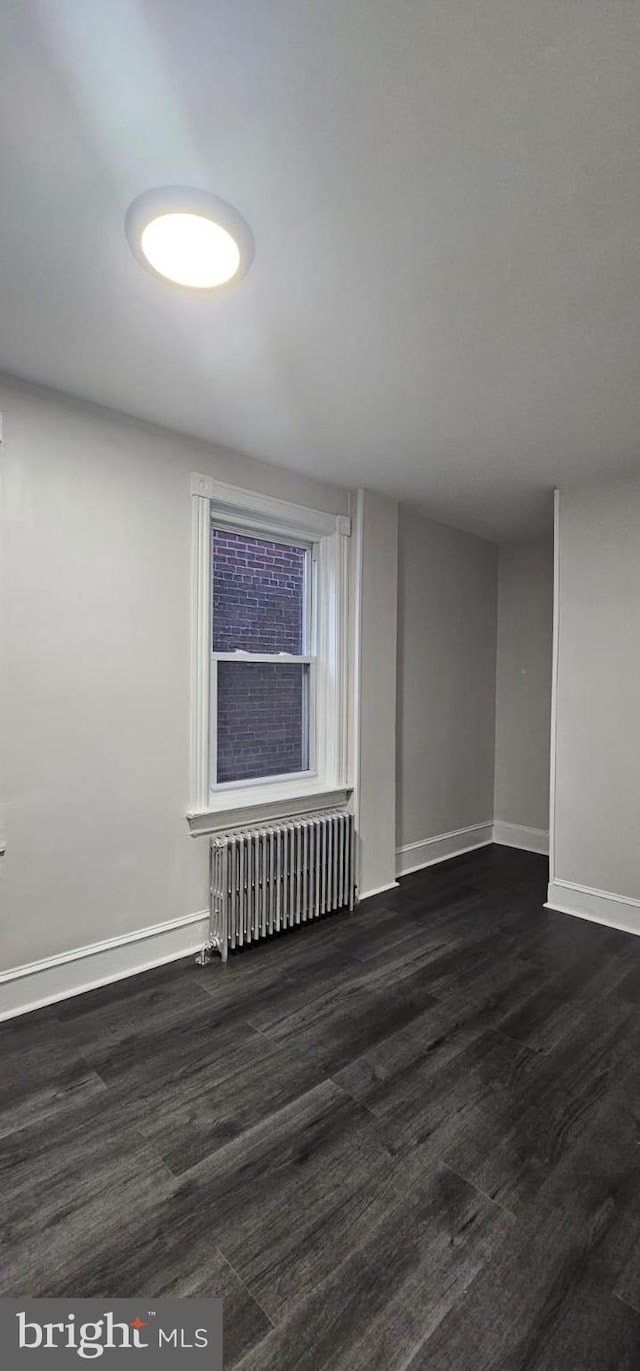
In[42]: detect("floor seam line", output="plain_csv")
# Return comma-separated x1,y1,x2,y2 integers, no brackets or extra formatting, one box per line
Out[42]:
614,1290,640,1316
214,1244,277,1330
441,1160,518,1219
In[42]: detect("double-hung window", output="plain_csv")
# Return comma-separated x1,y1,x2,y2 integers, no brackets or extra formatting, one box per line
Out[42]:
189,475,351,823
211,527,315,787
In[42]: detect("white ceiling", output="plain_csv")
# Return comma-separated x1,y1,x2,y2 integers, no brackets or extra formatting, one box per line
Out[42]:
1,0,639,539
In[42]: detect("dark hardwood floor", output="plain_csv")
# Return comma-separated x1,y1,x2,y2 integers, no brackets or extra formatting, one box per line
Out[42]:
3,844,640,1368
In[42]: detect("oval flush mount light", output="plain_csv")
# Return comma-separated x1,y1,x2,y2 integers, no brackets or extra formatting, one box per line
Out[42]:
125,187,254,290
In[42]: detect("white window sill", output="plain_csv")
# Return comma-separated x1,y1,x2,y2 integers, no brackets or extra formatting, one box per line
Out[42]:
186,783,352,836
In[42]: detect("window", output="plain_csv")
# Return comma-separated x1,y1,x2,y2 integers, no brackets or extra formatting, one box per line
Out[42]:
189,476,351,822
211,528,313,786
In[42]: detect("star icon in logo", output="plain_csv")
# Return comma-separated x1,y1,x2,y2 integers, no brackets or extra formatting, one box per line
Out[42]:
129,1317,148,1330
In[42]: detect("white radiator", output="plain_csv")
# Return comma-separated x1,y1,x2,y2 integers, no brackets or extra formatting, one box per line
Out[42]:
201,810,356,962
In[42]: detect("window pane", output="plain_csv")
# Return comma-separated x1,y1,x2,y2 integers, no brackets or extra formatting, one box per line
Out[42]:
212,528,307,653
216,661,309,783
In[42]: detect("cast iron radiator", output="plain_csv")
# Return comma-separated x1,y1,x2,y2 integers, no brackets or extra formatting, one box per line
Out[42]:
199,810,356,962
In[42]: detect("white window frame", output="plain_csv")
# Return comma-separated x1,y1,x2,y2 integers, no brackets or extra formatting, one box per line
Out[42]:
187,475,351,832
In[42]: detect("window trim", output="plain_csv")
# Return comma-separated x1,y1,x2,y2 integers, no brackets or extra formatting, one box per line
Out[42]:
188,475,351,829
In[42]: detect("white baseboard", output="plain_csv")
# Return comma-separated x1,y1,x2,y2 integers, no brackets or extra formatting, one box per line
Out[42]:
358,880,399,902
0,909,210,1023
493,821,549,855
546,879,640,937
396,822,494,878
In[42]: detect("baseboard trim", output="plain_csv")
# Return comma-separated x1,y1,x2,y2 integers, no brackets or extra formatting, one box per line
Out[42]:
396,822,494,878
493,821,549,855
358,880,399,902
0,909,210,1023
546,879,640,937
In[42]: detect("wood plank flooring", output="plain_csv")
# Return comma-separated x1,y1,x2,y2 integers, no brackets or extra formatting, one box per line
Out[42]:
3,845,640,1367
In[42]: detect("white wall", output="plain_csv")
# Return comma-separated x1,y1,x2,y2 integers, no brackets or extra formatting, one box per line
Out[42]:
549,475,640,929
0,372,572,1015
0,376,350,1000
356,489,398,898
396,509,498,872
493,541,553,845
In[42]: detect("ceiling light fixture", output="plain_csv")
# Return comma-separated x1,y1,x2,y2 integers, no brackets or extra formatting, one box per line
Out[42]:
125,187,254,290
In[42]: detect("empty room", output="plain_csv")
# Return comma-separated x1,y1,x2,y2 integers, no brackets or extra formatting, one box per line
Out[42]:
1,3,640,1367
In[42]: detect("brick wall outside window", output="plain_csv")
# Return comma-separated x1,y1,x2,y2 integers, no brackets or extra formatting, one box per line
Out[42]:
212,528,305,653
212,528,309,782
